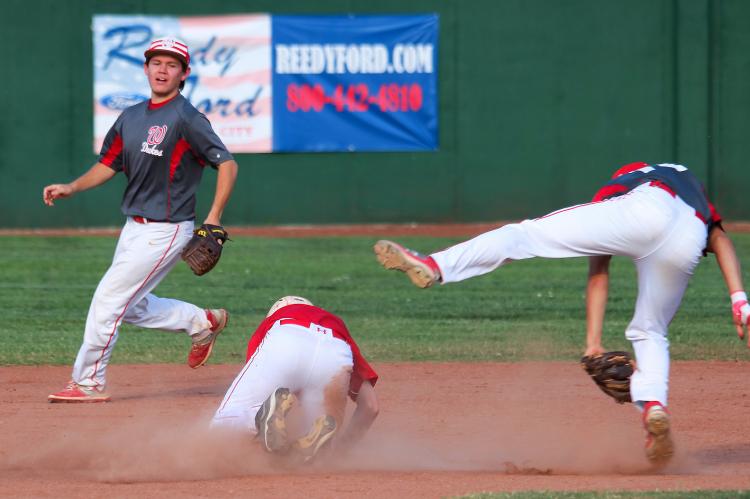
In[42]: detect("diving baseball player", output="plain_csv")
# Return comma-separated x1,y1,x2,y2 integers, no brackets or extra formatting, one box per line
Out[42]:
43,37,239,403
211,296,379,463
374,162,750,467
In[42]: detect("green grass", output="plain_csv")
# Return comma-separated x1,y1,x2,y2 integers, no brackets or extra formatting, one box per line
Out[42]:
2,234,750,366
456,492,750,499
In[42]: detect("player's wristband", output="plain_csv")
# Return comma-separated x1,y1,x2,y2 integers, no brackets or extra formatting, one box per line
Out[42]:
731,291,750,327
731,291,748,305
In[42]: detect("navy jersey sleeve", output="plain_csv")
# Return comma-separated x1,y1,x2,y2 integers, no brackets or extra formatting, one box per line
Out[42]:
97,115,125,172
184,113,234,168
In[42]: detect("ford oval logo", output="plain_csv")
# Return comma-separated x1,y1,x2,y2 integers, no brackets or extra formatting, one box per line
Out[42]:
101,93,148,110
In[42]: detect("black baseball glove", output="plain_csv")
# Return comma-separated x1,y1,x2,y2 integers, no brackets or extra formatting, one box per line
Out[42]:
580,351,634,404
181,224,229,276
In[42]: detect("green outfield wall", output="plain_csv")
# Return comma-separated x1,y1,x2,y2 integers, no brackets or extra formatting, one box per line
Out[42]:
2,0,748,228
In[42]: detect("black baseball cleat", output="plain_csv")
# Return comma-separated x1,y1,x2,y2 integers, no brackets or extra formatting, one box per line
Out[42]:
255,387,296,453
293,415,337,463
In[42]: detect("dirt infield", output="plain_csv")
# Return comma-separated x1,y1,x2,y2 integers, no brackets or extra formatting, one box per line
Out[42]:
2,362,750,498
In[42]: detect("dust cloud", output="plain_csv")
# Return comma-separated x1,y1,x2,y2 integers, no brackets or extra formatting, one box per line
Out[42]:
3,400,650,483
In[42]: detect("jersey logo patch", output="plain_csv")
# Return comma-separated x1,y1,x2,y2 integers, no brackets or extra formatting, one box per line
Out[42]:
141,125,168,157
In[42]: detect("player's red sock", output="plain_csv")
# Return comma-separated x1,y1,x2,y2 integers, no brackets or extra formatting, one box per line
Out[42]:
425,256,442,278
206,310,218,330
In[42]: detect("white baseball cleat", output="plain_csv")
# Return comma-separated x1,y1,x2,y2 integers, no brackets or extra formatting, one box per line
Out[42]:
643,402,674,467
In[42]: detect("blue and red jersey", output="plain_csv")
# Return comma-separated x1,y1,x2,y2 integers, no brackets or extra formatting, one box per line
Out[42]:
593,162,722,230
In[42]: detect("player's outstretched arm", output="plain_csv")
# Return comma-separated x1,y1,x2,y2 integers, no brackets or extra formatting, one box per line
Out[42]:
584,255,611,357
42,162,116,206
203,159,238,226
339,381,379,448
707,227,750,344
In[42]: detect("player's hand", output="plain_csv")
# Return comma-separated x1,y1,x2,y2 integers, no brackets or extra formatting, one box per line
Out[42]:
43,184,74,206
732,299,750,346
203,215,221,226
584,344,605,357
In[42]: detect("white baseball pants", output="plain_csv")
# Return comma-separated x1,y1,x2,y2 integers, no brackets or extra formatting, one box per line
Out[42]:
431,184,707,406
211,322,353,435
72,217,212,388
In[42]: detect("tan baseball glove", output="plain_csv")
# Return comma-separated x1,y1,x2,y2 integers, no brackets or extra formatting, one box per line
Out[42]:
181,224,228,276
580,351,634,404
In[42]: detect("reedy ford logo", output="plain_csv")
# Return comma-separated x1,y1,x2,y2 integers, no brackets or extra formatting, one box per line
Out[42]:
101,93,148,110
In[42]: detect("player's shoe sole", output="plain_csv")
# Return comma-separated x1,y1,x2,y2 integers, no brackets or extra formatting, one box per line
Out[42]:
373,240,438,288
255,387,296,453
293,415,337,463
644,405,674,466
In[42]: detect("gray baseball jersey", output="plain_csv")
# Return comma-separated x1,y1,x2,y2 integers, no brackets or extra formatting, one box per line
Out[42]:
98,94,233,222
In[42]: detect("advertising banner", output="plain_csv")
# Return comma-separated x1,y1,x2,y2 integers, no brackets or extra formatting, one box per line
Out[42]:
93,14,438,153
271,14,439,152
93,14,272,153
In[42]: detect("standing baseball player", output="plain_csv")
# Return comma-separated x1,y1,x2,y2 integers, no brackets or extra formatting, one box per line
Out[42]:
43,37,239,403
374,162,750,467
211,296,379,463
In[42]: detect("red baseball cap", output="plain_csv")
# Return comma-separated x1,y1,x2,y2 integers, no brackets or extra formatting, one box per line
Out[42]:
144,37,190,66
611,161,649,179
